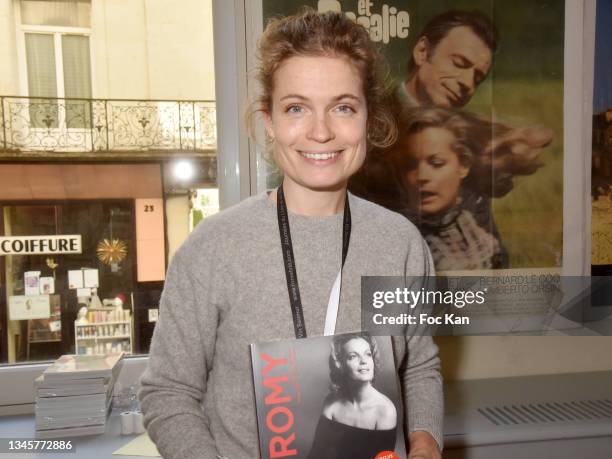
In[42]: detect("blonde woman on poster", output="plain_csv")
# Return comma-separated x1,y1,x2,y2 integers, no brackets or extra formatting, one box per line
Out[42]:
389,108,510,271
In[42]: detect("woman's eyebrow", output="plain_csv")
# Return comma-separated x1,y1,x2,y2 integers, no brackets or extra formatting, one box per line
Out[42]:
279,94,361,102
333,93,361,101
279,94,308,101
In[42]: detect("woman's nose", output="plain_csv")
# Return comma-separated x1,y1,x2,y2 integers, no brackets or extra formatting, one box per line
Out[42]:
417,163,432,182
307,114,335,143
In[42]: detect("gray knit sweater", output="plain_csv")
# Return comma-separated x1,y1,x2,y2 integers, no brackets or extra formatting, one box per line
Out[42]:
139,191,443,459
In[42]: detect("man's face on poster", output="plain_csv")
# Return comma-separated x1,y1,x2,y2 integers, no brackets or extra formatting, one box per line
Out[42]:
413,26,492,108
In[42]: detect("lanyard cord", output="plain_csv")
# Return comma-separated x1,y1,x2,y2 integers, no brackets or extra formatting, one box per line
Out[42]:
277,184,351,339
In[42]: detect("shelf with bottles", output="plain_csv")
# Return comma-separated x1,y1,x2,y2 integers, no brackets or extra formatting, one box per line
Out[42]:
82,307,132,324
78,334,131,340
77,320,131,326
75,322,132,339
75,339,131,355
74,315,133,355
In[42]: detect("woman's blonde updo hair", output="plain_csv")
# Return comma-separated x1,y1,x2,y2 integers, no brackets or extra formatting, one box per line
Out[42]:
247,8,397,149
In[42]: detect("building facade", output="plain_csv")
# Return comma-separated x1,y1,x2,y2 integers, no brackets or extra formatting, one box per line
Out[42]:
0,0,217,364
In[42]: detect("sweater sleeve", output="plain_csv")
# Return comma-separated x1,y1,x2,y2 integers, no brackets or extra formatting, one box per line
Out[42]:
138,248,220,459
400,237,444,451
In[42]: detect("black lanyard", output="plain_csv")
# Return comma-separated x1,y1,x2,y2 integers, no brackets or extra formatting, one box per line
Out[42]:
277,184,351,339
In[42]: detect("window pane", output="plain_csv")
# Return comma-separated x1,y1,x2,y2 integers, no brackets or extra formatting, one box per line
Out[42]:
2,0,219,368
20,0,91,28
25,33,58,129
2,202,135,362
62,35,92,128
0,164,167,365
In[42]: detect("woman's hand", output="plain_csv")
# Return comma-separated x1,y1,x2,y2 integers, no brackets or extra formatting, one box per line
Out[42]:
408,430,442,459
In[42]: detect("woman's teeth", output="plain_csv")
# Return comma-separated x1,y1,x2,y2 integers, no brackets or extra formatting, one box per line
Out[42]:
299,151,340,160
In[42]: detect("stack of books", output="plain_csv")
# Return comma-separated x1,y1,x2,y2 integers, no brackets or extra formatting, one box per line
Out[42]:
35,353,124,439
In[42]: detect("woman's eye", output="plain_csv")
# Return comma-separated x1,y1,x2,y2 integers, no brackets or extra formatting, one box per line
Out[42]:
335,104,355,114
429,158,446,167
286,105,303,114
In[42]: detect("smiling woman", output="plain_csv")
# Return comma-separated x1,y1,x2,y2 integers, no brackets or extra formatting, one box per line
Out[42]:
250,9,398,215
306,333,398,459
263,54,368,208
139,9,443,459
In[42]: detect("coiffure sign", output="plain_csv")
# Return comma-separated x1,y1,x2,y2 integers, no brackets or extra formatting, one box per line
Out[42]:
0,235,82,256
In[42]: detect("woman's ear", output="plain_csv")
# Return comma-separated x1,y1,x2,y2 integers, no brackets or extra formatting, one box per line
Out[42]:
262,111,275,140
459,164,470,180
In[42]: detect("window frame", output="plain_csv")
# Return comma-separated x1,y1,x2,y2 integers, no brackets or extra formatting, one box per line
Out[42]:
15,2,95,133
0,1,241,412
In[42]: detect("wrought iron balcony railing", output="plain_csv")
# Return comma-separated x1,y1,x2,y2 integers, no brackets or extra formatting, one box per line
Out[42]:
0,96,216,156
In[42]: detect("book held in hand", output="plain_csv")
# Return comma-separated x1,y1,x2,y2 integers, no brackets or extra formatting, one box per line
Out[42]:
250,332,407,459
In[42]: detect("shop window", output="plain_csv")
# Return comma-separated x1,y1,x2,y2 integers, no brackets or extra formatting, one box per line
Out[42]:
0,163,173,368
0,201,141,364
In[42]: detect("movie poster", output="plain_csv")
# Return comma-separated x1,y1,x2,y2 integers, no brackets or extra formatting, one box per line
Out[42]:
260,0,565,273
591,0,612,272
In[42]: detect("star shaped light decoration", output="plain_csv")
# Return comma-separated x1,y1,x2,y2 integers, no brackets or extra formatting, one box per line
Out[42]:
96,239,128,265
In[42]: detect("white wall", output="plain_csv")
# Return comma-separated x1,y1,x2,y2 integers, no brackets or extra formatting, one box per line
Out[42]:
0,0,19,95
91,0,150,99
91,0,215,101
144,0,215,100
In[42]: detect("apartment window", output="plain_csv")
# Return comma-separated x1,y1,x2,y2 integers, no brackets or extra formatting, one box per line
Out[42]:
19,1,92,129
